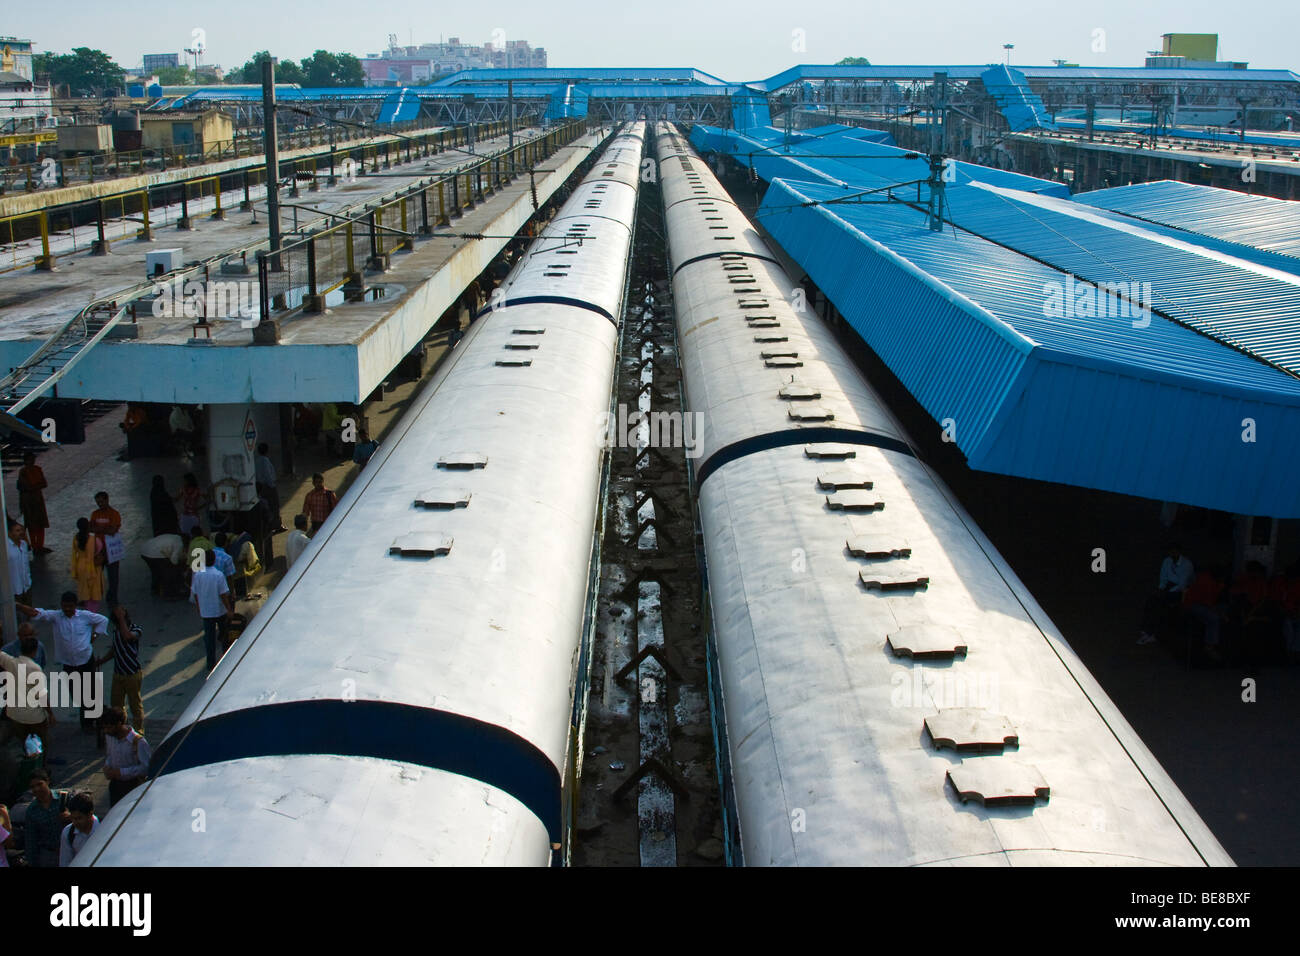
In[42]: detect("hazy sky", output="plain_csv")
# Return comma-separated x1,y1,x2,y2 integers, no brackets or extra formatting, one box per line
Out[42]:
8,0,1297,80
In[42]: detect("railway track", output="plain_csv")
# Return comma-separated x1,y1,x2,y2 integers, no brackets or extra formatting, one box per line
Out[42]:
574,154,723,866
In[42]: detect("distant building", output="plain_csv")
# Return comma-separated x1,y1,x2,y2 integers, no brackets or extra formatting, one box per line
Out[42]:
142,53,181,72
0,37,34,81
484,40,548,70
1161,33,1219,62
1145,33,1247,70
140,108,233,153
0,37,53,142
362,36,546,86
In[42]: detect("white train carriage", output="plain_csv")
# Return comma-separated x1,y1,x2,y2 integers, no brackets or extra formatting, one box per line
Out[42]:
80,122,647,867
655,124,1231,866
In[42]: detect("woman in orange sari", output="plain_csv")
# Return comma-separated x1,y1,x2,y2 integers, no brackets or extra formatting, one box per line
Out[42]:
16,452,50,553
70,517,105,612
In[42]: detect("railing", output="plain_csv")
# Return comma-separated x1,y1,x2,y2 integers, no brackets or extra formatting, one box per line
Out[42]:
0,116,480,194
257,120,591,321
0,120,516,272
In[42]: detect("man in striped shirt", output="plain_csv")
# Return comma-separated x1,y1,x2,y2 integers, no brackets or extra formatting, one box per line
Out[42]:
95,604,144,732
301,473,339,534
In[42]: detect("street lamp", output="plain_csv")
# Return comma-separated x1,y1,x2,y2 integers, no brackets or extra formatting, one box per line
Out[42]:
1003,44,1015,66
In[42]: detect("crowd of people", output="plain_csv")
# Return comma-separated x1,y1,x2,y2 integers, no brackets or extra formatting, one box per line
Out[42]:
0,415,368,866
1138,543,1300,663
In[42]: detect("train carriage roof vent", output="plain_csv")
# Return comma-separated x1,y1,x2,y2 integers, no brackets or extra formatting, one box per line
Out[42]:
805,444,856,460
437,453,487,470
762,350,798,359
886,624,968,660
512,327,546,335
388,533,454,557
947,762,1049,807
748,320,781,329
825,490,884,512
781,383,821,400
504,342,539,350
788,404,834,422
496,358,532,367
925,710,1019,754
765,357,803,368
755,334,789,344
414,488,472,509
817,470,871,490
846,535,909,559
860,566,929,590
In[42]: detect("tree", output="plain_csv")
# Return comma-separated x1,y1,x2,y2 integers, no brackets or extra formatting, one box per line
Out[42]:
37,47,125,95
234,51,305,86
835,56,872,66
299,50,363,88
154,65,193,85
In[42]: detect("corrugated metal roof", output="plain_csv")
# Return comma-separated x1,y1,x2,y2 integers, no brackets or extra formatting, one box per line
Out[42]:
690,124,1071,198
757,178,1300,517
1076,181,1300,260
931,182,1300,376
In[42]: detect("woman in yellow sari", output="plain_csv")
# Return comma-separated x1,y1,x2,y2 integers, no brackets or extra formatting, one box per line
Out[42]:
70,517,105,611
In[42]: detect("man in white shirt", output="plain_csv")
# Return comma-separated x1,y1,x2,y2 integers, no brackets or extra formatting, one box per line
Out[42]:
102,706,151,807
285,514,311,569
1139,543,1196,645
190,550,234,671
18,594,108,731
58,792,99,866
7,519,32,605
140,533,185,597
1159,546,1195,593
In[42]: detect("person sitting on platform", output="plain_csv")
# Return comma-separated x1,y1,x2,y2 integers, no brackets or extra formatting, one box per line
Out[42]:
1183,566,1228,662
1138,543,1194,645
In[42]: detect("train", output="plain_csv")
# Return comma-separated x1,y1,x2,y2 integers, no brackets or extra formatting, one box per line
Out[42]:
78,121,647,866
654,123,1233,866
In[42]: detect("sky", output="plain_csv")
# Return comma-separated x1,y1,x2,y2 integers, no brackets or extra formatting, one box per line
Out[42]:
7,0,1298,81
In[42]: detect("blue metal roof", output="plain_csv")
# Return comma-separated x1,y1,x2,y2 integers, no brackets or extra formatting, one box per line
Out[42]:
979,65,1057,132
757,177,1300,517
690,124,1072,197
1076,180,1300,261
700,122,1300,377
929,182,1300,376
